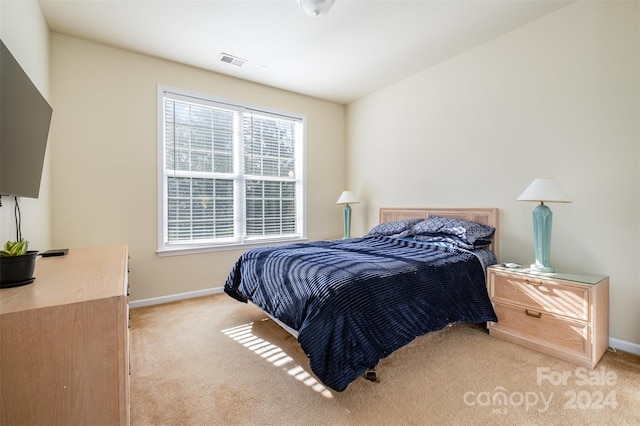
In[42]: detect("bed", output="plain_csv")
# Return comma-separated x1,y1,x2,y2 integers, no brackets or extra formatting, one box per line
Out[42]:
224,207,499,392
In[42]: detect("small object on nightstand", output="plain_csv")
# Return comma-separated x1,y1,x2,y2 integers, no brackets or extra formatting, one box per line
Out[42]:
504,262,521,268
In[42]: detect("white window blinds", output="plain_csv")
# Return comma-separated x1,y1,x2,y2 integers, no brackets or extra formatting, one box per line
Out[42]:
158,87,305,253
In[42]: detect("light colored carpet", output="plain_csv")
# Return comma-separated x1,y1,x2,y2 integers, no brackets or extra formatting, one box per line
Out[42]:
130,294,640,425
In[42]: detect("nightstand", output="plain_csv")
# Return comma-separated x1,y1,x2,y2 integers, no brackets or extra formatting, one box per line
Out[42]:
486,266,609,368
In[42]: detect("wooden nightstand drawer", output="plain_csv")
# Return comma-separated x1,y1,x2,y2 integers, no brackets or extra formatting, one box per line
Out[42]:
492,303,590,359
486,267,609,369
489,270,589,321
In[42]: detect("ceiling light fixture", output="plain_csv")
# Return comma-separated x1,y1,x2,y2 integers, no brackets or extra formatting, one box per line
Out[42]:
298,0,335,17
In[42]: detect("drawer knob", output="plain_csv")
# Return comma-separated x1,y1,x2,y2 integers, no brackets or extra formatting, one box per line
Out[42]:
525,279,543,286
525,309,542,318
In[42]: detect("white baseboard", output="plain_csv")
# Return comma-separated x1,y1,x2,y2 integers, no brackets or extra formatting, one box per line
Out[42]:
130,287,223,308
130,290,640,356
609,337,640,356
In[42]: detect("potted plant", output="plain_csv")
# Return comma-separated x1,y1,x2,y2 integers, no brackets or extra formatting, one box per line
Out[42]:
0,239,39,288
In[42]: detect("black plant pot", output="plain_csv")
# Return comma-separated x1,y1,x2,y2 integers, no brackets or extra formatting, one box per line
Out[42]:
0,251,39,288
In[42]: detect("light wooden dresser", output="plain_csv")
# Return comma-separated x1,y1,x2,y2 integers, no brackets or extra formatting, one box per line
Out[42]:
0,246,130,425
487,266,609,369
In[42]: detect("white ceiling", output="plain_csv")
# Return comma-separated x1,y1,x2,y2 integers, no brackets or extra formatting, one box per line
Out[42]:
39,0,572,104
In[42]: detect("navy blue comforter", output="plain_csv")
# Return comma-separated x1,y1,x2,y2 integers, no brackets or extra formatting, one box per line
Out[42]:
224,236,497,392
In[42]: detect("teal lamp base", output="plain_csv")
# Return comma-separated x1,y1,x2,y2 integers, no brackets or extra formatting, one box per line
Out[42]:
530,203,555,273
531,263,555,273
342,204,352,239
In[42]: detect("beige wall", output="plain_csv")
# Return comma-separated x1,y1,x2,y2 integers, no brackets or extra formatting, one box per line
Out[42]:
49,34,346,301
347,1,639,345
0,0,52,250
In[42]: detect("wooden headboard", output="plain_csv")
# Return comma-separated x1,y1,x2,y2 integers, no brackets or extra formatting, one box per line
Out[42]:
379,207,499,258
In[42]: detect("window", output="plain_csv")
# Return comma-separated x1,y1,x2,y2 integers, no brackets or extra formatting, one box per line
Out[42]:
157,86,306,255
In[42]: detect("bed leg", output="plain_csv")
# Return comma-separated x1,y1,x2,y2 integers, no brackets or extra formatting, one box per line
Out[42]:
364,369,378,382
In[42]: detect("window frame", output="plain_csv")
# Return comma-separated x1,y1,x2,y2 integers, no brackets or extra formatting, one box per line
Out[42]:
156,85,307,256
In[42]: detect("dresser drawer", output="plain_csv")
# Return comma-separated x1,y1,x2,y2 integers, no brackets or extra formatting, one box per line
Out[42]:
492,303,590,359
489,271,589,321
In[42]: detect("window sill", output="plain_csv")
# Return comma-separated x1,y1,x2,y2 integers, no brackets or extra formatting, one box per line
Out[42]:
156,237,309,257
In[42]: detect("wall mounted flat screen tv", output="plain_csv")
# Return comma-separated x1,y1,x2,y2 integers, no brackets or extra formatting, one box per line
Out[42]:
0,39,53,199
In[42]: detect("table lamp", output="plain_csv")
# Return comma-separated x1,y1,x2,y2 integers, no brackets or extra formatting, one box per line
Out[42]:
336,191,359,239
517,178,572,273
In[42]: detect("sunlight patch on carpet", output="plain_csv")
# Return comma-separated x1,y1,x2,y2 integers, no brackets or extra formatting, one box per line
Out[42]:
221,322,334,399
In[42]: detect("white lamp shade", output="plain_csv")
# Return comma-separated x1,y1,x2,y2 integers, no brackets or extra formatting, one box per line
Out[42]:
336,191,359,205
517,178,572,203
298,0,335,17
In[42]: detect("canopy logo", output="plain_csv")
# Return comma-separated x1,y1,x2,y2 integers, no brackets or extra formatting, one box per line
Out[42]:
463,366,619,414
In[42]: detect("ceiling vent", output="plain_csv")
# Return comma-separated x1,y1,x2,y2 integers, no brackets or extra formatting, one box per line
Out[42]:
219,53,247,67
